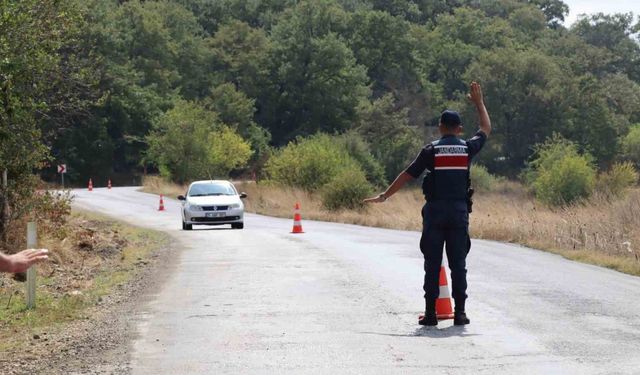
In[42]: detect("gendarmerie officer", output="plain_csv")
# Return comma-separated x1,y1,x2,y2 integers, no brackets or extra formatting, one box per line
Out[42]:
364,81,491,326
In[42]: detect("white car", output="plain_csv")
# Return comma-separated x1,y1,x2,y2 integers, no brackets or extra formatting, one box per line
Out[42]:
178,180,247,230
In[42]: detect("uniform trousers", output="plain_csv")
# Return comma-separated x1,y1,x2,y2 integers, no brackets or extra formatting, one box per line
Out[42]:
419,200,471,310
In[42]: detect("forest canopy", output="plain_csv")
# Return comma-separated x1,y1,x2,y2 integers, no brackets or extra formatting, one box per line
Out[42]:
2,0,640,185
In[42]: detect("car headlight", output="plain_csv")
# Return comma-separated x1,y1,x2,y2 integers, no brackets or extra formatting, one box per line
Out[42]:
189,204,203,211
229,203,241,209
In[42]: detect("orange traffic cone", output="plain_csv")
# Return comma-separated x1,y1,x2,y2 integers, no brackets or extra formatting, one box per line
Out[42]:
436,265,455,320
418,264,455,322
107,179,112,190
88,178,93,192
158,194,165,211
291,202,304,233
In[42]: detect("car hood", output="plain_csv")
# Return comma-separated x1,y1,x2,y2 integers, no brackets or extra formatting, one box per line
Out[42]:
186,195,241,206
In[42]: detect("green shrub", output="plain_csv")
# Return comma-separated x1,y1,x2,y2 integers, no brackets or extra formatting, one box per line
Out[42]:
337,132,387,187
524,134,597,205
374,132,423,183
621,124,640,166
321,167,373,210
356,94,422,182
208,125,253,176
533,154,596,205
264,134,362,191
596,162,638,197
470,164,500,192
523,134,581,185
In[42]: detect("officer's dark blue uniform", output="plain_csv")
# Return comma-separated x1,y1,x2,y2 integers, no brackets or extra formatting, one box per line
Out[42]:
405,120,486,323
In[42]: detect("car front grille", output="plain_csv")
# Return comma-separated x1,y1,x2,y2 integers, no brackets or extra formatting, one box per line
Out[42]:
192,216,240,223
202,205,229,211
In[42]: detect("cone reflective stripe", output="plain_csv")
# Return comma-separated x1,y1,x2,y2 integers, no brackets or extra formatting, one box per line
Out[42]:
88,178,93,192
436,265,454,320
439,285,451,298
107,179,112,190
158,194,165,211
291,202,304,233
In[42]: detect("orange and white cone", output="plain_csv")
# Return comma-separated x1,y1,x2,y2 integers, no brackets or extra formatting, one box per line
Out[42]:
158,194,165,211
435,265,455,320
291,202,304,234
88,178,93,192
107,179,112,190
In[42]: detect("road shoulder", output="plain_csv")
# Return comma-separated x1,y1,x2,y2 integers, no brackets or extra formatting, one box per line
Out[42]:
0,210,179,375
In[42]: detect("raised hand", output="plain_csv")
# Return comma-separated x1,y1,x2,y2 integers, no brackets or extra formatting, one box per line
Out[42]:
467,81,484,106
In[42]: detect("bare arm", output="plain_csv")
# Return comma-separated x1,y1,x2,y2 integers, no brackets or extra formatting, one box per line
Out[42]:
0,249,49,273
468,81,491,137
364,171,414,203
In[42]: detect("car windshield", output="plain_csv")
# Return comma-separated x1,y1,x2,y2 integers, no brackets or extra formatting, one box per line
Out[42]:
188,183,236,197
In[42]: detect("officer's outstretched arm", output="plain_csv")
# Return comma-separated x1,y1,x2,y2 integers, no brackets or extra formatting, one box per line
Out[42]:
363,172,414,203
468,81,491,137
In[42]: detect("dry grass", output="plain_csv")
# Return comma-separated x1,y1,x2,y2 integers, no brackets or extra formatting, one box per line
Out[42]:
470,189,640,275
143,175,640,276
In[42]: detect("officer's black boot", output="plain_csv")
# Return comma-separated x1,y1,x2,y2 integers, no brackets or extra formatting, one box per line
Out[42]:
453,299,470,326
419,299,438,326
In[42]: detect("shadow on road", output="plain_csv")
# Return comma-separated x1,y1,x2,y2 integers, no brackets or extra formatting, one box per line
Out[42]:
360,325,480,339
189,227,236,231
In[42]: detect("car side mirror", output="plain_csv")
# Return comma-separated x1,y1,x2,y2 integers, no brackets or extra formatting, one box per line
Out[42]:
177,195,186,201
240,192,247,199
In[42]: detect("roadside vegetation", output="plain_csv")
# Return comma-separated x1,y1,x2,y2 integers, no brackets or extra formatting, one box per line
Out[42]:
144,166,640,276
0,196,169,365
0,182,168,366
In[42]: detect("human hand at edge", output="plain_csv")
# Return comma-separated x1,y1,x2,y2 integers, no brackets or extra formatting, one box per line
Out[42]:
4,249,49,273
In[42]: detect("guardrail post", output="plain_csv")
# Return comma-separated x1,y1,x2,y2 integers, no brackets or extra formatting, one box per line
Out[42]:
26,222,37,309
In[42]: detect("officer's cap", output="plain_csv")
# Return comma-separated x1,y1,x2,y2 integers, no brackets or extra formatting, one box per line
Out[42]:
440,110,462,128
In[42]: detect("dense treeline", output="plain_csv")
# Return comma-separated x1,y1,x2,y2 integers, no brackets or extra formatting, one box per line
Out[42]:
1,0,640,229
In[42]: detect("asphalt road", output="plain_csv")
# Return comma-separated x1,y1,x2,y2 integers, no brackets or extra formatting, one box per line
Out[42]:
72,187,640,374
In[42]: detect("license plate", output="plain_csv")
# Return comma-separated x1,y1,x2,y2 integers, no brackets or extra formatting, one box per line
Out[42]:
206,212,225,218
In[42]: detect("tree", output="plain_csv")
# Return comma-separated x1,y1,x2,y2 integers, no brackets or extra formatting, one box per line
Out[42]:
27,0,640,194
61,0,213,181
528,0,569,27
145,100,251,183
206,83,271,162
356,94,423,181
544,33,616,77
460,49,573,175
345,9,433,126
207,83,257,131
507,5,548,37
337,132,387,186
434,7,515,50
177,0,296,34
562,75,621,166
413,7,515,104
572,13,640,81
0,0,90,243
346,10,421,100
209,20,271,98
261,0,369,143
622,125,640,167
